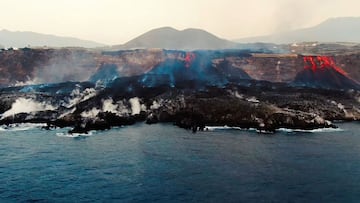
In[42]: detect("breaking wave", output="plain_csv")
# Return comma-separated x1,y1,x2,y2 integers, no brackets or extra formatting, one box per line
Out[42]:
56,131,94,138
204,125,343,133
0,123,47,131
204,126,257,131
277,127,344,133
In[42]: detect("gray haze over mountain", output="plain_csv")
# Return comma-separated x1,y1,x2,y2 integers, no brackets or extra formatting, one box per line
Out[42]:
0,30,105,48
236,17,360,43
114,27,238,50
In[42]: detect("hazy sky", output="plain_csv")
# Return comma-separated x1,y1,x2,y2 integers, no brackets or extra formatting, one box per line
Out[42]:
0,0,359,45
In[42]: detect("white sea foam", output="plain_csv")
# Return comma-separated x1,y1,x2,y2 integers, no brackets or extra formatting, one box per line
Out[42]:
1,98,56,119
277,128,344,133
204,125,343,133
204,126,257,131
0,123,47,131
56,131,94,138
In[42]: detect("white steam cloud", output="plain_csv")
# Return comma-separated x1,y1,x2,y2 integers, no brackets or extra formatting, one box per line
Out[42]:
13,77,42,87
102,99,118,113
129,97,141,115
81,107,100,118
1,98,56,119
81,98,137,118
150,100,162,110
66,87,97,108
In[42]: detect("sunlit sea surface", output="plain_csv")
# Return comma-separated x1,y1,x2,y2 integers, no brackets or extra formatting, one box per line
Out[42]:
1,122,360,202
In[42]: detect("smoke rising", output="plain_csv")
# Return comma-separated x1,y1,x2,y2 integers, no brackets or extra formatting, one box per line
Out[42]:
33,50,96,84
273,0,328,33
1,98,56,119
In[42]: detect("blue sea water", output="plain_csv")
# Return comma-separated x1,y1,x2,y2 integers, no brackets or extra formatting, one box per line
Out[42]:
0,122,360,202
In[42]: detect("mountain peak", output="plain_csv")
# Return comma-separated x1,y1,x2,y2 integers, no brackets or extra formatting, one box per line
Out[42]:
236,16,360,43
321,16,360,23
115,27,238,50
149,26,179,32
0,29,105,48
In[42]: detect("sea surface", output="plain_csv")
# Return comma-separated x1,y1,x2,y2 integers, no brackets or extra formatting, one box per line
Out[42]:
0,122,360,202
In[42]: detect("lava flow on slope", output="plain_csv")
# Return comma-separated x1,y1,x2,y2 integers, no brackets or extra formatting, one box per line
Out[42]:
292,55,360,90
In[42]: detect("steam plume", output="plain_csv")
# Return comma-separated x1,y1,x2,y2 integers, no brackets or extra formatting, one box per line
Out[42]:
102,99,118,113
129,97,141,115
1,98,56,119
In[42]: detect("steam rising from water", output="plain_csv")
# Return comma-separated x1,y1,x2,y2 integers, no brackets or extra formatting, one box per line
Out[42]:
1,98,56,119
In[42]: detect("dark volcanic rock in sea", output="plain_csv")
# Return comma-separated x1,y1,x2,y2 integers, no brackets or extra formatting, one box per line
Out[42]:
292,56,360,90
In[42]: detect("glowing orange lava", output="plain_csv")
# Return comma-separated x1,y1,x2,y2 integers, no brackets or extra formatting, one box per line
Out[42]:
303,56,347,75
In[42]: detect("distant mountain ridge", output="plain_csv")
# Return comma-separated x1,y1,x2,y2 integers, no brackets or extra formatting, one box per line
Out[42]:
236,17,360,43
0,29,105,48
113,27,239,50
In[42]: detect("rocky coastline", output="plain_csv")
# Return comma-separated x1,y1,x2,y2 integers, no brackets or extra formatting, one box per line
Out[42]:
1,48,359,134
1,80,358,134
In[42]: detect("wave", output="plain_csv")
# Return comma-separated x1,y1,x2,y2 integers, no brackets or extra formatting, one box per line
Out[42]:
204,126,257,131
56,131,94,138
277,127,344,133
204,125,343,133
0,123,47,131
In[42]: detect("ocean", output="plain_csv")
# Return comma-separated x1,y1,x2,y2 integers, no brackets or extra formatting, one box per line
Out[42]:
0,122,360,202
